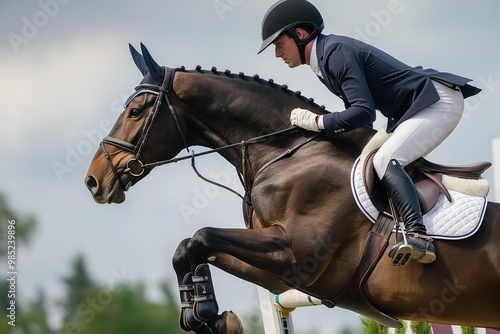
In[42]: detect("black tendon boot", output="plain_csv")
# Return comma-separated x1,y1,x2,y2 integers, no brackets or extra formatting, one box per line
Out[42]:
178,273,203,331
192,264,219,322
381,159,436,266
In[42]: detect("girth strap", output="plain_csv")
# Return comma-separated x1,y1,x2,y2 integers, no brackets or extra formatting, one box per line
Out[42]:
326,212,402,328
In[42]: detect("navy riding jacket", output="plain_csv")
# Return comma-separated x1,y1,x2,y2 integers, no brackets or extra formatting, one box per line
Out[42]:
314,34,481,135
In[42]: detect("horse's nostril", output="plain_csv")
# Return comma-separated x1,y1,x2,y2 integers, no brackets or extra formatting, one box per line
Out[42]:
86,175,98,192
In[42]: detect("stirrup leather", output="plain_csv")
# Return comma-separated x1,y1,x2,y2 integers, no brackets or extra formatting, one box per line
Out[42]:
386,197,415,267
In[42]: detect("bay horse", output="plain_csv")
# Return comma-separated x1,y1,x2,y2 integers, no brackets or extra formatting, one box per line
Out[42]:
85,44,500,333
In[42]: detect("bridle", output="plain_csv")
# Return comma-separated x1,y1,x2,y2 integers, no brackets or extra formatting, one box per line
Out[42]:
99,66,321,206
100,67,188,189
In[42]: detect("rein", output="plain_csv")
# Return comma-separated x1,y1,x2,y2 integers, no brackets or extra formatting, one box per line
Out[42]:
141,126,300,169
144,126,318,203
100,66,321,204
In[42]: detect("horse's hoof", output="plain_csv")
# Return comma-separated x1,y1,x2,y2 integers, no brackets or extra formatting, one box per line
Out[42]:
207,310,244,334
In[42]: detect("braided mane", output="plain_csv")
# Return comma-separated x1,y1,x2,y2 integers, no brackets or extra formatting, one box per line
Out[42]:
177,65,329,114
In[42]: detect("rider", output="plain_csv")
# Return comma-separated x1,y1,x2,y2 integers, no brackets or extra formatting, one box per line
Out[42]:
257,0,481,265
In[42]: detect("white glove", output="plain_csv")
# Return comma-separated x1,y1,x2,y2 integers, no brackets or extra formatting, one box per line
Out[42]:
290,108,320,132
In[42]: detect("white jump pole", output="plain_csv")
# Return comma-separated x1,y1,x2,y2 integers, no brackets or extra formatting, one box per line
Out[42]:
257,287,322,334
258,286,295,334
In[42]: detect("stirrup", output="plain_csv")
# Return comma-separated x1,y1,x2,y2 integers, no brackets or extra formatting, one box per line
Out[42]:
388,222,413,267
388,242,413,266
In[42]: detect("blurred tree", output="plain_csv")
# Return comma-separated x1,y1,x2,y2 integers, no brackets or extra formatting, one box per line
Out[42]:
70,279,284,334
12,289,54,334
394,320,408,333
1,192,38,321
360,316,389,334
410,321,432,334
159,280,187,329
461,326,476,334
0,192,39,334
338,327,356,334
59,254,95,325
0,192,37,257
59,280,186,334
241,310,265,334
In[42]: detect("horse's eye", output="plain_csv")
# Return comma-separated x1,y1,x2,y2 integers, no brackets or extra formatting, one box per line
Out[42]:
129,108,141,118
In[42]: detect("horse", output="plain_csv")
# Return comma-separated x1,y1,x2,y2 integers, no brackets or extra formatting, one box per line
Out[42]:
85,44,500,333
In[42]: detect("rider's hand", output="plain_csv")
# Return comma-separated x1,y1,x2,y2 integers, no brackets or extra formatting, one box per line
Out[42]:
290,108,321,132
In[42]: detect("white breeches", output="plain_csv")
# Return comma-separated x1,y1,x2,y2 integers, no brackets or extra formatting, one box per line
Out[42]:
373,80,465,178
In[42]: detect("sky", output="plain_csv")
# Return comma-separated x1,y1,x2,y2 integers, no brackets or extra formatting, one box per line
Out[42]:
1,0,500,333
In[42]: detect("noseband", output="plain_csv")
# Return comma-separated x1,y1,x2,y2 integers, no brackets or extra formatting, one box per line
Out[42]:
100,67,189,189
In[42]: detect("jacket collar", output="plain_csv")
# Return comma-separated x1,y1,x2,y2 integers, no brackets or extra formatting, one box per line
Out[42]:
309,37,323,78
314,34,344,98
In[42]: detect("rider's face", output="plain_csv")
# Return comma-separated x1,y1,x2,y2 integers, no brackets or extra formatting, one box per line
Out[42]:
274,33,301,68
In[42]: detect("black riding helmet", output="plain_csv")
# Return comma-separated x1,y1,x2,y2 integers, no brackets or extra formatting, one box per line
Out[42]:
258,0,324,64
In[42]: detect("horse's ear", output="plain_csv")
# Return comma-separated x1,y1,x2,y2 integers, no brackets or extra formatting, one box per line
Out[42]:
129,44,148,76
140,43,164,81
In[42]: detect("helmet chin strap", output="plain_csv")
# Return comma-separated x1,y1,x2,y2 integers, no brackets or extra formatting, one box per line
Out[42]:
287,27,321,65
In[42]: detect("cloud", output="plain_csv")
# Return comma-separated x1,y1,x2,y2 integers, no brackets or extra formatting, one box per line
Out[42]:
0,32,133,152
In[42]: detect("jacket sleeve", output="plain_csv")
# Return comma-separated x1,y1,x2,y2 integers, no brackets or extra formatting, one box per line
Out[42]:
322,44,376,136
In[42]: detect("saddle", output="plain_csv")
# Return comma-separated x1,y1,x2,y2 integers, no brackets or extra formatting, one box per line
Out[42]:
328,151,491,327
362,149,491,215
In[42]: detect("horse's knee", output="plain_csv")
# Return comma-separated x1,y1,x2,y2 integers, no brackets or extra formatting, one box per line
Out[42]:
172,238,191,272
186,227,213,260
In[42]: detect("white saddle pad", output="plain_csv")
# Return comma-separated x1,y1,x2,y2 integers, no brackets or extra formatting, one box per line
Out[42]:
350,158,488,240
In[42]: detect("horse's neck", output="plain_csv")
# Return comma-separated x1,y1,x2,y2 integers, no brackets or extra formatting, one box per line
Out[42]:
176,72,293,163
175,70,374,172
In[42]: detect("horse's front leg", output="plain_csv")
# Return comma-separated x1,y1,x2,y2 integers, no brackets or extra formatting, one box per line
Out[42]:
173,238,204,332
174,225,298,333
186,226,295,276
173,238,243,334
184,225,301,322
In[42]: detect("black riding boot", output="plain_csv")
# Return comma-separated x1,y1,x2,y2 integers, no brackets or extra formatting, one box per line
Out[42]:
381,159,436,266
